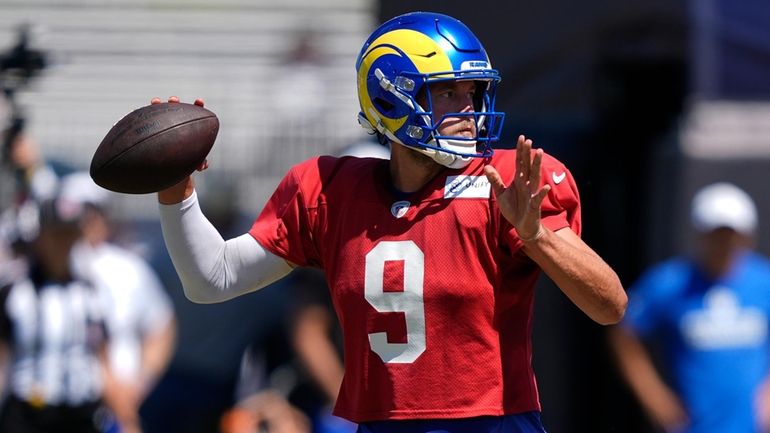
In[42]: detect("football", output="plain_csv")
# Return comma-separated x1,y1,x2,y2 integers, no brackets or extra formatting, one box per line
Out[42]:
90,102,219,194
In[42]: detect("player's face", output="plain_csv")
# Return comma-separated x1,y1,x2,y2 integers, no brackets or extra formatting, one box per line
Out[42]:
422,80,478,139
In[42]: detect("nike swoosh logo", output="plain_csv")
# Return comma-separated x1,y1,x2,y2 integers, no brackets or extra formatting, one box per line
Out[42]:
552,172,566,184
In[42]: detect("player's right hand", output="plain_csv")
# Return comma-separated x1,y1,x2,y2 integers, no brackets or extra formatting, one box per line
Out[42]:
153,96,208,204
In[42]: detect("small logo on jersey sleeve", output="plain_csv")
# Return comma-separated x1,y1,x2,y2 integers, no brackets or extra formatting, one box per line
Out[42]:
391,200,411,218
444,176,491,199
552,172,566,184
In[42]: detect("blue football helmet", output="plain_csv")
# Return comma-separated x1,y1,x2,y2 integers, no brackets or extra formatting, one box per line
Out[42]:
355,12,504,168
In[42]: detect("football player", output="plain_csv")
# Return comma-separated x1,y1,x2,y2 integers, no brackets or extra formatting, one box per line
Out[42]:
154,11,627,433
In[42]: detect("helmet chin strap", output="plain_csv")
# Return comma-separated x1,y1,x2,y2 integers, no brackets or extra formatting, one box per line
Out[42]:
408,138,474,169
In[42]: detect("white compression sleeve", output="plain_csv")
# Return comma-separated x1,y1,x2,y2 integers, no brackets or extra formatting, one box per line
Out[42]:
158,191,293,304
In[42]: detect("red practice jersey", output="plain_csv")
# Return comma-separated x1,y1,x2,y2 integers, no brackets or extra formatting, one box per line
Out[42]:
250,149,581,422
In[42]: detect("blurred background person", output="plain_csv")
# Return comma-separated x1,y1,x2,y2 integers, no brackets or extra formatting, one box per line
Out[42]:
609,182,770,433
1,118,58,205
1,109,65,294
0,119,61,283
0,194,116,433
288,269,352,433
60,171,177,433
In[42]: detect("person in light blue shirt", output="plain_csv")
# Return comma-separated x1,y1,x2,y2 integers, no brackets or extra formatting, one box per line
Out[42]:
609,182,770,433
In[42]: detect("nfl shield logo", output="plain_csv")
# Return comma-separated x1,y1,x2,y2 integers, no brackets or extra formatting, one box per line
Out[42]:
390,200,410,218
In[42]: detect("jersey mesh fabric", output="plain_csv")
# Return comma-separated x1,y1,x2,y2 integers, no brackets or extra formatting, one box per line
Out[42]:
250,149,581,422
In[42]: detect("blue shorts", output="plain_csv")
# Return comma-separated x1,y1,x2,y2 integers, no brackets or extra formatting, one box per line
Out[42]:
356,412,547,433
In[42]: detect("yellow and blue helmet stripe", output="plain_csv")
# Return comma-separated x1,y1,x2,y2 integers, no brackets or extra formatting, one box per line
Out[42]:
355,12,504,159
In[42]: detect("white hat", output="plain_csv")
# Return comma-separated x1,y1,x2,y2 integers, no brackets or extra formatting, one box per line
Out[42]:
691,182,757,234
59,171,110,208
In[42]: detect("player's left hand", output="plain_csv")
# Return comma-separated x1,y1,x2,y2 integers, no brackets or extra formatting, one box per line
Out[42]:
484,135,550,242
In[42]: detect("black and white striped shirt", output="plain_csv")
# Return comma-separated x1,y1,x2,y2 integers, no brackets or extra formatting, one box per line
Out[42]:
0,269,108,407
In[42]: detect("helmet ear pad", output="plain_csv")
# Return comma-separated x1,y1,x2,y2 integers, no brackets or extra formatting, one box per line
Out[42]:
364,54,423,124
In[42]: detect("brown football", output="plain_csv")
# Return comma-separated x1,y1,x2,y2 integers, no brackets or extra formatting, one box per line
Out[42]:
90,102,219,194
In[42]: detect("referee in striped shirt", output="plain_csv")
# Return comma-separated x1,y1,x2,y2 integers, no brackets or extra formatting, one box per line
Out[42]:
0,195,114,433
